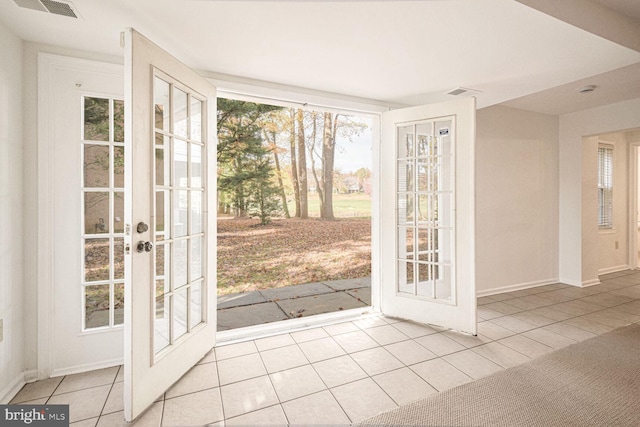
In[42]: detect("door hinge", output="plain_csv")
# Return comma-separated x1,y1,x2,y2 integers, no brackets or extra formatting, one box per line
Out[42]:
125,224,131,235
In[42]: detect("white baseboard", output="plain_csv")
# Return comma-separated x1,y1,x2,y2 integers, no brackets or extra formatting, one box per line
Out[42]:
477,278,559,297
598,265,630,275
582,278,601,288
0,372,26,404
51,358,123,378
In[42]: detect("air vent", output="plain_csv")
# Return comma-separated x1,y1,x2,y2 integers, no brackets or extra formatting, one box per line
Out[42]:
446,87,482,96
13,0,79,18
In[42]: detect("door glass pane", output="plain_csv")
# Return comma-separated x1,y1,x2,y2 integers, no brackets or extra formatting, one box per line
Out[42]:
156,191,170,238
174,139,188,187
190,97,202,142
174,190,188,238
190,281,203,328
397,125,413,158
173,87,188,138
174,239,188,289
84,145,110,187
174,290,188,340
155,147,166,186
114,237,125,280
191,236,202,280
191,190,202,235
416,263,434,298
113,99,125,143
435,120,453,155
156,243,170,288
398,261,415,295
154,295,170,353
84,192,109,234
114,192,125,233
85,284,110,329
84,97,110,141
114,146,125,188
398,193,414,225
154,77,170,132
191,144,202,188
84,238,110,282
114,283,125,325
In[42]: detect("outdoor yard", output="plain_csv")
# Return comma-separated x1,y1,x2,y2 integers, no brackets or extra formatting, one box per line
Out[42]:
217,217,372,295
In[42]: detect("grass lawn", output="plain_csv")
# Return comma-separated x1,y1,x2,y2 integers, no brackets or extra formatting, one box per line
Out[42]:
287,192,371,218
217,217,372,295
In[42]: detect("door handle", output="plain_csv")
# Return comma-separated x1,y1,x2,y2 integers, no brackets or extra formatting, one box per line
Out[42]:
136,241,153,253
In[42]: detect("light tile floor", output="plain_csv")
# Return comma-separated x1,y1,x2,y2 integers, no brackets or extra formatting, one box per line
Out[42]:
11,270,640,426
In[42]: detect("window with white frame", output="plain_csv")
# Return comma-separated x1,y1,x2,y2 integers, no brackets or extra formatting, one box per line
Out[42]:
598,145,613,229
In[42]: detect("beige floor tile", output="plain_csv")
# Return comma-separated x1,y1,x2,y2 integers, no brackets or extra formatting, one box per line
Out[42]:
10,377,63,403
102,381,124,415
290,327,329,343
498,334,554,358
384,340,437,365
563,316,614,335
331,378,397,422
489,315,537,333
543,322,597,342
477,321,515,340
510,311,556,328
536,290,576,303
353,317,389,330
255,334,295,351
581,311,630,328
312,355,367,388
373,367,437,405
486,293,515,302
414,333,466,356
220,376,278,419
477,296,498,305
322,321,360,336
442,330,492,348
260,344,309,373
504,295,552,310
163,388,224,426
362,324,410,346
527,305,575,321
391,321,439,338
580,293,633,308
54,367,119,395
269,365,326,402
71,418,98,427
97,401,163,427
411,358,473,392
350,347,404,376
443,350,503,380
225,405,287,426
477,306,504,320
298,337,346,363
614,302,640,316
522,328,576,349
609,285,640,299
332,330,379,353
165,362,219,398
471,342,530,368
48,385,111,423
197,348,216,365
14,398,48,405
217,353,266,385
282,390,350,425
214,340,257,361
483,301,523,315
602,307,640,323
114,366,124,383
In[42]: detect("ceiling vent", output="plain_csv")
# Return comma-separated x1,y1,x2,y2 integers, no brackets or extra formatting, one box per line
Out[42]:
446,87,482,96
13,0,80,18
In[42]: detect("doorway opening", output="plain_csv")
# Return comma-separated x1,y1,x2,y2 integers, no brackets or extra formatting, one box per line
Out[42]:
216,98,374,331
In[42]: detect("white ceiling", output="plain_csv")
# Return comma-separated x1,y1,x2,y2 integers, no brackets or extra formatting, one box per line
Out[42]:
2,0,640,113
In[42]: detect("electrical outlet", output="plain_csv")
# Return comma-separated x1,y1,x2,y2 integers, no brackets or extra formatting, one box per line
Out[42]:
0,318,3,343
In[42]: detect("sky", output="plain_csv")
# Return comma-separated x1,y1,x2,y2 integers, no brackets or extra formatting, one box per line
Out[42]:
333,116,373,173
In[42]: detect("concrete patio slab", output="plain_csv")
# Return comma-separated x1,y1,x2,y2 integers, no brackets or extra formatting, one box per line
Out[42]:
347,288,371,305
276,292,367,318
217,303,288,331
218,291,267,309
260,282,334,301
325,277,371,291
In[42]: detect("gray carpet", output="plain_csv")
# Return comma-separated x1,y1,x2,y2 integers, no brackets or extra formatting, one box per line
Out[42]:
357,323,640,427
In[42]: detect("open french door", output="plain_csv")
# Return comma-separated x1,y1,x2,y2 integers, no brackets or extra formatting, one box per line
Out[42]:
123,29,217,421
380,97,476,335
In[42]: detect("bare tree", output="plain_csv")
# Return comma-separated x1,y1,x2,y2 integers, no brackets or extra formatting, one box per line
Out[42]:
296,109,308,219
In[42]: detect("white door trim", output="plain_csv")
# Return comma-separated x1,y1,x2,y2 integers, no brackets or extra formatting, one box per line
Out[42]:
37,53,124,379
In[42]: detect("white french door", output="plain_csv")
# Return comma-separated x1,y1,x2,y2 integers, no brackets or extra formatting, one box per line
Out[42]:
380,98,476,335
123,29,217,421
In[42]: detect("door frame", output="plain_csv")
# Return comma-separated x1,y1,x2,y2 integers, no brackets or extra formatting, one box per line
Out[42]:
37,53,126,379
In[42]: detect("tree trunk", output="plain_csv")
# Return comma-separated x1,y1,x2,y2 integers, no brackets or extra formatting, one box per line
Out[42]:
296,109,308,219
272,142,290,218
322,112,336,220
308,113,324,216
289,110,301,218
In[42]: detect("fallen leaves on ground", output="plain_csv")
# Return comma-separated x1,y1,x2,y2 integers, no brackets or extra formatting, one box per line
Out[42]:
217,217,371,295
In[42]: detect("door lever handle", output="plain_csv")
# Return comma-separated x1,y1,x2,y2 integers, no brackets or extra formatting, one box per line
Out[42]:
136,241,153,253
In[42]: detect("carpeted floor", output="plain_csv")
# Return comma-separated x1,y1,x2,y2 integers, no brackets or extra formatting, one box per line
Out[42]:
357,323,640,427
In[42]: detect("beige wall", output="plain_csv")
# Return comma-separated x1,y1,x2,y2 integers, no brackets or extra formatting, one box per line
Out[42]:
475,105,559,295
0,20,24,402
